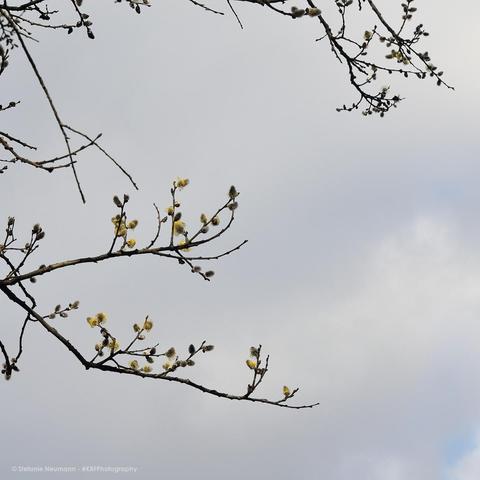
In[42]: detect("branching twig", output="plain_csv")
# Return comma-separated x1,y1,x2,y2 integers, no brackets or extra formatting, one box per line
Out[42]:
0,284,318,409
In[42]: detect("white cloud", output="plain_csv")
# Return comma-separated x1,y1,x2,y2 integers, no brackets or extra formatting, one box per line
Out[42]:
2,1,480,478
450,435,480,480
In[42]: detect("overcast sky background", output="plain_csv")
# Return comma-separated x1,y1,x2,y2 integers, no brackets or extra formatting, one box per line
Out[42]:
1,0,480,478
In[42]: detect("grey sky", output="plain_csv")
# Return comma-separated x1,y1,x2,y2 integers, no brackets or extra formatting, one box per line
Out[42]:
2,1,480,479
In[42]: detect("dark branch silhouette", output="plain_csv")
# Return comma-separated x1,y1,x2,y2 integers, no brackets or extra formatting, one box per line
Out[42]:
0,180,317,408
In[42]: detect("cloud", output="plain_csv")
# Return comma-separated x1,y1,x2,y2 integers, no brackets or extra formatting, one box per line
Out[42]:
450,434,480,480
2,1,480,478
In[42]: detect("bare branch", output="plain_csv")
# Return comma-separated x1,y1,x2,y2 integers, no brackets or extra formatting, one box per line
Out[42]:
2,10,86,201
